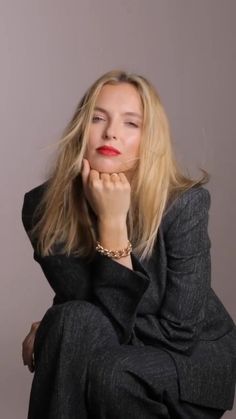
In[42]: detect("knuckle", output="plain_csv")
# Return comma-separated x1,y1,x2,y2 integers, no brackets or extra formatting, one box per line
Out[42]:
90,179,100,188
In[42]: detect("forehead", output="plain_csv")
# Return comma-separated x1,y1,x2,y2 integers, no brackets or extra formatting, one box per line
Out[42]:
95,83,143,113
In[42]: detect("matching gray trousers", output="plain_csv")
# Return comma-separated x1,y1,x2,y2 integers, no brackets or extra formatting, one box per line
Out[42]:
28,301,225,419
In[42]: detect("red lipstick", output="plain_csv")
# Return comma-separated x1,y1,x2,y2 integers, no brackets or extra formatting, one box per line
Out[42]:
96,146,121,156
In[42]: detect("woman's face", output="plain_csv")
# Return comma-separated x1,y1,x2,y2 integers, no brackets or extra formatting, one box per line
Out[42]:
85,83,143,177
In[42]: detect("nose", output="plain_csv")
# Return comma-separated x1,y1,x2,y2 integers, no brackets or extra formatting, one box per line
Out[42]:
103,120,118,140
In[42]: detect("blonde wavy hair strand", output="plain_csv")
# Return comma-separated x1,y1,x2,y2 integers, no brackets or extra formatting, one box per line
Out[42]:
30,69,209,261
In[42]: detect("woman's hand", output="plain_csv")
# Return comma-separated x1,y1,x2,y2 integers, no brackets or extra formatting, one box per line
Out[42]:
81,158,131,225
81,158,133,269
22,321,41,373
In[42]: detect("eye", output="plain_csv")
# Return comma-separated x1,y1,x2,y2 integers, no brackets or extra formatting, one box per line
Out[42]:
92,115,105,122
125,121,138,127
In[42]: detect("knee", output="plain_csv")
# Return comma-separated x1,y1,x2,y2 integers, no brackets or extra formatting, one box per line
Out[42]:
43,300,98,325
87,348,179,410
87,349,127,409
37,301,96,344
43,300,116,340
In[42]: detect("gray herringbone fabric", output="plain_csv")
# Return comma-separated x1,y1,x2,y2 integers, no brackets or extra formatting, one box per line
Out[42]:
22,183,236,418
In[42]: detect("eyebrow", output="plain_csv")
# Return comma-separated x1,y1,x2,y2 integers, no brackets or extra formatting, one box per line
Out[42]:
94,106,142,120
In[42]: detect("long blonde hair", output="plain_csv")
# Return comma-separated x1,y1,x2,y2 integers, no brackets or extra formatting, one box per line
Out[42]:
31,69,209,260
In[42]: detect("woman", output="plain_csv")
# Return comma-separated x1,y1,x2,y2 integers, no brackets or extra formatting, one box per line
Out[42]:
22,70,236,418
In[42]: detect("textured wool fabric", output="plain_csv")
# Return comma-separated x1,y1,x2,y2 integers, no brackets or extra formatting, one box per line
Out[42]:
22,183,236,417
28,300,225,419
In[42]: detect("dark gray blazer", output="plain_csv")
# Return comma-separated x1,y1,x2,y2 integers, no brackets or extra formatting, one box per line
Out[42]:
22,182,236,410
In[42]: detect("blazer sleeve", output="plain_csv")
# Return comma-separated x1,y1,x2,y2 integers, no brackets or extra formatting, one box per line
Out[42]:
91,252,150,344
134,187,212,354
21,187,150,341
21,188,92,304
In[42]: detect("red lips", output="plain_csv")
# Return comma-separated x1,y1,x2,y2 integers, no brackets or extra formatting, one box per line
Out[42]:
96,146,121,156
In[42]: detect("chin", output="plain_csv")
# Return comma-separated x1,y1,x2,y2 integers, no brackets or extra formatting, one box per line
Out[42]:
89,159,123,174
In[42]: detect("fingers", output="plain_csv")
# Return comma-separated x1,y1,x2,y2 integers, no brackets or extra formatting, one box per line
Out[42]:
100,173,111,182
89,170,100,184
116,172,128,184
98,173,126,188
81,158,130,185
22,333,35,372
80,159,131,225
22,322,40,373
81,159,100,188
110,173,120,182
98,172,128,184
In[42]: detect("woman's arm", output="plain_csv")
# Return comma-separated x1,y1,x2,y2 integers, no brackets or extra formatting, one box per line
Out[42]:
134,187,211,354
22,184,212,354
80,159,151,343
21,187,93,372
22,187,92,303
81,159,133,270
92,187,212,353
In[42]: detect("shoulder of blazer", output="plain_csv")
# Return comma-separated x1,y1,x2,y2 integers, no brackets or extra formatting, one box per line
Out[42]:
162,185,211,234
22,181,49,232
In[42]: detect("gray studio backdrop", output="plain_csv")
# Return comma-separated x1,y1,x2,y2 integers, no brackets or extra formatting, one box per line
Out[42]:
0,1,235,418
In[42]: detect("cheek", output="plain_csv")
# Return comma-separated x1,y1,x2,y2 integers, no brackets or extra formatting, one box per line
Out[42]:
85,130,98,153
127,134,141,156
83,141,93,160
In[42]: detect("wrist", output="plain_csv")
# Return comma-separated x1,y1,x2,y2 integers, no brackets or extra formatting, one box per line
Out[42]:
97,219,127,234
96,240,132,259
97,216,127,227
97,221,128,249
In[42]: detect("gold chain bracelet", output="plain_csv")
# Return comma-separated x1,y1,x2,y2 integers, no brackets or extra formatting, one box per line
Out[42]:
95,240,132,259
